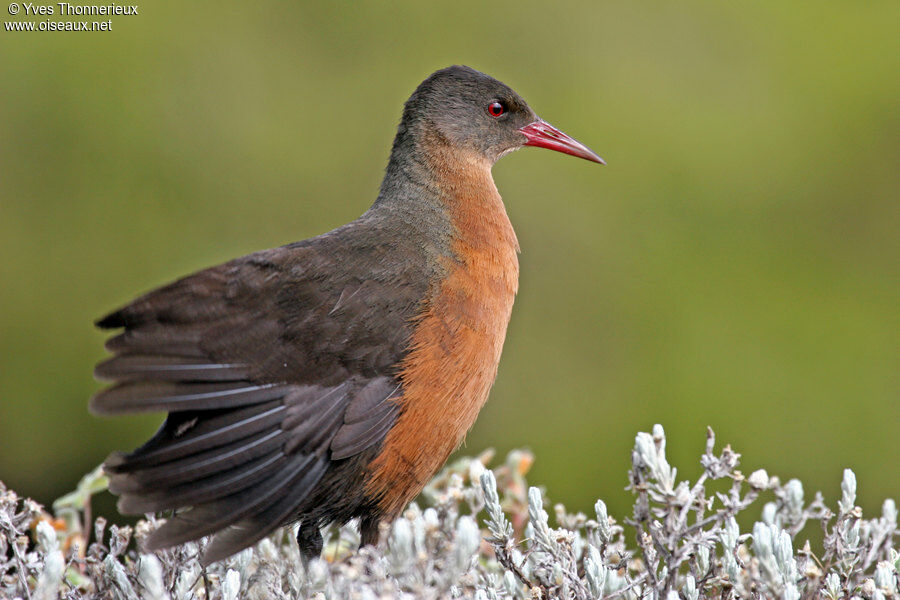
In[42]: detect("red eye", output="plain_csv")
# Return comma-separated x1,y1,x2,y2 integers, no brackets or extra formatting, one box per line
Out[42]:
487,101,505,117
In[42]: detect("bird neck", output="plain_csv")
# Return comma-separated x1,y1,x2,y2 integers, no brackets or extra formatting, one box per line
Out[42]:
373,124,519,254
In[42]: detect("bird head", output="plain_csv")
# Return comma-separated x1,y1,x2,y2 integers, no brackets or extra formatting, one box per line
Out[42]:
401,65,603,166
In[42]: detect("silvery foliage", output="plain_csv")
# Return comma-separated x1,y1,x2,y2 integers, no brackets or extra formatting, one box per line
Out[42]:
1,428,897,599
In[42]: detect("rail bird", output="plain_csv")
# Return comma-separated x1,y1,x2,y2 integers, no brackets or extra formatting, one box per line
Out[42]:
92,65,603,564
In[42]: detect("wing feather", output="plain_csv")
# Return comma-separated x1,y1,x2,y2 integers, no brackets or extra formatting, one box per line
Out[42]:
331,404,400,460
91,381,288,414
93,241,421,559
105,400,285,469
199,457,330,565
142,453,320,551
108,428,283,493
95,355,249,382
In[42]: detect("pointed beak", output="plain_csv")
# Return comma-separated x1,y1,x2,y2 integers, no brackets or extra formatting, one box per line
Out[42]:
518,120,605,164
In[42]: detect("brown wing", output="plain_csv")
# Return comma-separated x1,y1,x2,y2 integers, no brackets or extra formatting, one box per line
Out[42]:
92,233,426,562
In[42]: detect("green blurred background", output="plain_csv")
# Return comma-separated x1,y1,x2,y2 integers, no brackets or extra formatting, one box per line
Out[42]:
1,1,897,526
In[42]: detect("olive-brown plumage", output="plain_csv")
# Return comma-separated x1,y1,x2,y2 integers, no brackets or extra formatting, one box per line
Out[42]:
92,65,602,565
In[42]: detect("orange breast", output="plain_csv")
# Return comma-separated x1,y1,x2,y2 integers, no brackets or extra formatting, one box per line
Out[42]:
364,154,519,518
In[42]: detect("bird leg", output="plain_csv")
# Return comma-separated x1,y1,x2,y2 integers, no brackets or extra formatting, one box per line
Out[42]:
296,521,323,563
359,516,382,550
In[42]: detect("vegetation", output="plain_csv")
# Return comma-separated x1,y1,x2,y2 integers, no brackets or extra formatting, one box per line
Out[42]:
2,426,896,599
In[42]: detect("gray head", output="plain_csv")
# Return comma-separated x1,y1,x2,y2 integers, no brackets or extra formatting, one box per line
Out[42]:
396,65,603,165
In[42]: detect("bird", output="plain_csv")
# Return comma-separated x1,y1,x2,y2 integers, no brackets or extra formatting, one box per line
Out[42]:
91,65,603,565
